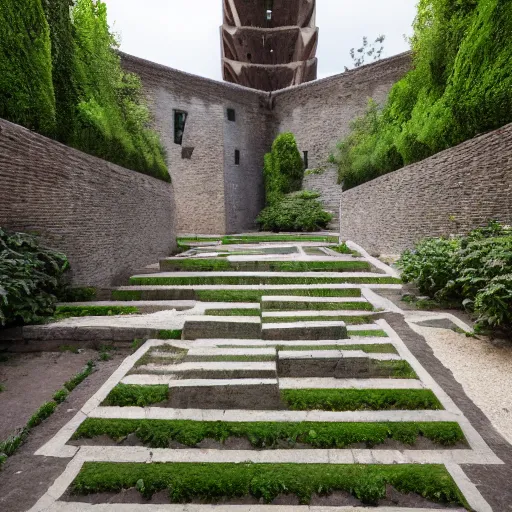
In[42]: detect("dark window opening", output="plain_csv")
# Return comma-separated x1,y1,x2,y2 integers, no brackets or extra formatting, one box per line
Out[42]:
247,53,252,62
235,149,240,165
303,151,309,169
174,110,187,145
227,108,236,122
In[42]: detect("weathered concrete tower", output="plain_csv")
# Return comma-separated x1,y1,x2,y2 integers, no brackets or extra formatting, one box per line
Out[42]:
221,0,318,91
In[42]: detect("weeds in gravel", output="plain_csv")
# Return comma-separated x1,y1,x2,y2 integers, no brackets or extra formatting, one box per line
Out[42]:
0,384,4,392
103,384,169,407
282,389,443,411
71,462,468,507
53,388,69,404
64,361,95,392
27,402,58,428
73,418,466,449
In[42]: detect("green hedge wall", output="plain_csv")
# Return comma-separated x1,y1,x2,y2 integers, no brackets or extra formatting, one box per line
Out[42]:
331,0,512,189
1,0,169,182
0,0,56,135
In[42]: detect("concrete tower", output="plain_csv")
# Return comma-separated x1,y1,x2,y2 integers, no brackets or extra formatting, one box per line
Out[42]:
221,0,318,91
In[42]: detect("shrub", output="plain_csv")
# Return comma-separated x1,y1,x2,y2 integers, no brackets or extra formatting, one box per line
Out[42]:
0,0,56,135
0,228,69,327
256,194,332,232
263,133,304,205
330,0,512,189
398,222,512,335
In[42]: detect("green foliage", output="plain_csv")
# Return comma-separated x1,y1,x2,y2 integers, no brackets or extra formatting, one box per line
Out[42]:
55,305,139,319
60,287,97,302
156,330,183,340
103,384,169,407
0,228,69,327
263,315,372,325
221,234,338,244
331,0,512,188
276,343,397,353
256,194,332,233
263,133,304,205
27,401,58,428
1,0,168,180
263,301,374,311
0,0,56,135
204,309,261,316
398,222,512,335
349,329,388,337
74,418,466,449
71,462,468,507
53,388,69,404
282,389,443,411
64,360,95,392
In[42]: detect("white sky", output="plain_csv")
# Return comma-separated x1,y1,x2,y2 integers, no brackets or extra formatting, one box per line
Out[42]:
104,0,417,80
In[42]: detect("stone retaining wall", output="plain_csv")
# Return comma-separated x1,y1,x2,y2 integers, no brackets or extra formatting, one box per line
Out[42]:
340,123,512,255
0,119,177,287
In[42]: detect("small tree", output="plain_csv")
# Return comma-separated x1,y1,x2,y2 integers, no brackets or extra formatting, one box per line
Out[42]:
264,133,304,205
346,35,386,70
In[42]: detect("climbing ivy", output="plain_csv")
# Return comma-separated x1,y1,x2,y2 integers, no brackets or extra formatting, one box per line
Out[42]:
331,0,512,189
0,0,56,135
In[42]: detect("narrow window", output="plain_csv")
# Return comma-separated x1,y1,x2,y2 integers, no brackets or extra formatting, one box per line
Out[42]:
303,151,309,169
235,149,240,165
227,108,236,122
174,110,187,145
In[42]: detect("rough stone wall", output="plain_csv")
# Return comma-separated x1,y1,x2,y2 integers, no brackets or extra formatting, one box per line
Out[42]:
272,53,412,169
340,123,512,255
121,53,271,234
0,119,177,287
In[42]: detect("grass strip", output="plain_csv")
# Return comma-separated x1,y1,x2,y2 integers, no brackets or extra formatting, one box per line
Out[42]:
103,384,169,407
262,301,374,311
73,418,466,449
129,276,401,286
373,360,418,379
0,361,95,470
160,260,371,272
111,290,143,301
282,389,443,411
197,288,362,302
55,305,139,319
185,354,275,362
263,315,372,324
348,329,388,337
71,462,468,507
222,234,339,244
276,343,398,354
156,330,182,340
204,309,261,316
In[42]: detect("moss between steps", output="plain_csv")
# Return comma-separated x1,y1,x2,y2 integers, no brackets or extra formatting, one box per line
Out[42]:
263,315,372,325
73,418,467,449
262,301,374,311
71,462,469,507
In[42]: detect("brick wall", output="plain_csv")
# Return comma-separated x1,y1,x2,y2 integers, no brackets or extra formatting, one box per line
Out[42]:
340,124,512,255
122,53,272,234
0,119,177,287
272,53,412,169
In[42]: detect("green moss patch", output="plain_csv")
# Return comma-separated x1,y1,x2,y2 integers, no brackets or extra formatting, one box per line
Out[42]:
196,288,362,302
156,330,183,340
348,329,388,337
130,276,401,286
73,418,466,449
277,343,398,354
263,315,372,325
54,305,139,319
161,259,370,272
103,384,169,407
71,462,468,507
262,301,374,311
282,389,443,411
204,309,261,317
111,290,143,301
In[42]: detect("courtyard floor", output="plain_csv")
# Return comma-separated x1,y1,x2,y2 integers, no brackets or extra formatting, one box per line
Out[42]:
0,234,510,511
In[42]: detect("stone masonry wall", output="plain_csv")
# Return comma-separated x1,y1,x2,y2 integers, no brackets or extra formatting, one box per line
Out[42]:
340,123,512,255
0,119,177,288
272,53,412,170
122,53,273,234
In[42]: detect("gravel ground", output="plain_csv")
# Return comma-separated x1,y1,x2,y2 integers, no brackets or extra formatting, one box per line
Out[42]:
408,322,512,444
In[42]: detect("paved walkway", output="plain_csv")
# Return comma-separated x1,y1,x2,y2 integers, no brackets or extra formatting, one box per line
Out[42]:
1,236,511,511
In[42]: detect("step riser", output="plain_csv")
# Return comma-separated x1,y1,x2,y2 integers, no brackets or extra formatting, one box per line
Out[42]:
183,321,262,340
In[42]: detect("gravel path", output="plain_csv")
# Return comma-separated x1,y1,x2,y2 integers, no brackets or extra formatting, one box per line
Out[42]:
408,322,512,444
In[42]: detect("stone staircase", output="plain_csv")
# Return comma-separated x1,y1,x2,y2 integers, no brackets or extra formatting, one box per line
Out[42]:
29,235,499,511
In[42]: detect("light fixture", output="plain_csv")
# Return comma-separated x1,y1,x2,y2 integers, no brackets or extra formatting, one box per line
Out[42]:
266,9,272,21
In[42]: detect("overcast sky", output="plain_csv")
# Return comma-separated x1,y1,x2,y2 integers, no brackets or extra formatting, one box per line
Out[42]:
104,0,417,80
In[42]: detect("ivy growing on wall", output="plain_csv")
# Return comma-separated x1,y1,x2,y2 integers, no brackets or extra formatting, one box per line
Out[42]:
0,0,56,135
330,0,512,189
1,0,169,182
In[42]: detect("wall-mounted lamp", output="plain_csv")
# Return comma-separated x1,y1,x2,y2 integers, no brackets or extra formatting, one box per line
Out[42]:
266,9,272,21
